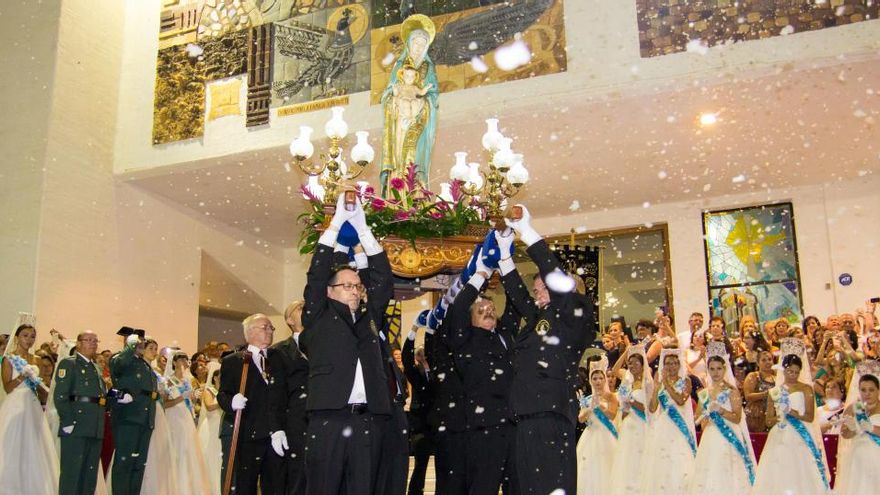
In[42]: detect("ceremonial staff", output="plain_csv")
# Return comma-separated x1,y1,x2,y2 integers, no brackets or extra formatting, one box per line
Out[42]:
222,351,251,495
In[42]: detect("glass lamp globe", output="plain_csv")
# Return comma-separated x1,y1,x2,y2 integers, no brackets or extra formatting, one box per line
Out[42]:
481,118,504,152
324,106,349,140
350,131,375,165
467,162,484,189
289,126,314,160
449,151,470,181
493,137,514,172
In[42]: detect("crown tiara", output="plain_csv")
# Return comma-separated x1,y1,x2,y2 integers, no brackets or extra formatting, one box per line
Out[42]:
15,312,36,329
627,343,646,359
779,337,806,358
589,354,609,377
706,341,728,359
856,360,880,379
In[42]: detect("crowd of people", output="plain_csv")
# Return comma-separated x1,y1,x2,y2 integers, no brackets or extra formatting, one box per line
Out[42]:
0,198,877,495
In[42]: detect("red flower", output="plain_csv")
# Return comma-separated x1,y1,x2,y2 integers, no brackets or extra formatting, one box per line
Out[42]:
390,177,406,190
394,210,410,220
430,211,444,219
371,198,386,210
364,185,375,196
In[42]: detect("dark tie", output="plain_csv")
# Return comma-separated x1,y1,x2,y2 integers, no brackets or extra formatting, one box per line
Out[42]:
259,350,268,382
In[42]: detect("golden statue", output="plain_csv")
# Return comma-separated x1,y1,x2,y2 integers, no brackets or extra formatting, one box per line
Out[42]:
380,14,439,196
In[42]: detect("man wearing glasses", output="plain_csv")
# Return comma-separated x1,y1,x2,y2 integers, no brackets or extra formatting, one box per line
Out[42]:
217,314,287,495
300,194,394,495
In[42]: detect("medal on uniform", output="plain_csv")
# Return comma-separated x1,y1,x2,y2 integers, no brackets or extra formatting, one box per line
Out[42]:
58,369,66,378
535,319,551,336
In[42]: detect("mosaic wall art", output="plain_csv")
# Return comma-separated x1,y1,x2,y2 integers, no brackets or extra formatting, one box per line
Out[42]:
703,203,803,334
271,2,372,108
152,0,568,144
637,0,880,58
370,0,567,104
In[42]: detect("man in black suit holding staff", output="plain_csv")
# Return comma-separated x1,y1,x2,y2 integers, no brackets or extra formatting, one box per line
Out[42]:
299,194,394,495
217,313,288,495
494,204,596,495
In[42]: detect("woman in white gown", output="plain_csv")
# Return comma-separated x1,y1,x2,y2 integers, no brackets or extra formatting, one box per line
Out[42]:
164,351,212,495
687,343,755,495
197,361,223,495
608,345,652,495
0,317,59,495
576,355,618,495
640,347,696,495
835,361,880,495
752,338,830,494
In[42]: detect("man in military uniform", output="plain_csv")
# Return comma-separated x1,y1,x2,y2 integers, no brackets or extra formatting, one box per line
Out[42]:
109,329,158,495
53,330,106,495
495,205,596,495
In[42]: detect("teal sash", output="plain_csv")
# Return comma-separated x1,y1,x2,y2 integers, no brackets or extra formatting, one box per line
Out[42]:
708,411,755,485
658,390,696,456
785,414,829,490
593,406,618,439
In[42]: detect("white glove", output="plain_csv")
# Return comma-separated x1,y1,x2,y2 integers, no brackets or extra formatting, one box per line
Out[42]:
271,430,289,456
347,198,368,235
494,228,515,257
61,425,74,435
329,194,355,230
232,393,248,411
505,204,541,246
475,251,491,276
118,393,134,404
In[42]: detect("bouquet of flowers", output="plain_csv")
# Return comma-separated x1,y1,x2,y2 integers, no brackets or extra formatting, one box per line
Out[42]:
297,163,483,254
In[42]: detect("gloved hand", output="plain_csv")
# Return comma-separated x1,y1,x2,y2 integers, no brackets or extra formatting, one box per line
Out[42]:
494,228,515,258
474,249,491,277
232,393,248,411
118,393,134,405
22,364,39,379
505,204,541,246
271,430,289,456
346,196,369,235
329,194,356,231
61,425,74,435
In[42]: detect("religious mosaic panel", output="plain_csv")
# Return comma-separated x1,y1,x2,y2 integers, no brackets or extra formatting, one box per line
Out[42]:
370,0,567,104
637,0,880,58
371,0,509,29
153,44,207,144
271,2,372,109
703,203,803,335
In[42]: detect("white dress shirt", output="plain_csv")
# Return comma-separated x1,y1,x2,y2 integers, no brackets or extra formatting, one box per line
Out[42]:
347,312,368,404
247,345,269,383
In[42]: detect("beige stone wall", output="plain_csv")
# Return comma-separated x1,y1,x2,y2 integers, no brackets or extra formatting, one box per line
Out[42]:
532,175,880,329
0,0,62,327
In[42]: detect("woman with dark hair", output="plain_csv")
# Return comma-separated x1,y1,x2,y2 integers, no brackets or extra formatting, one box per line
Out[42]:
164,351,211,494
817,379,845,434
609,345,652,494
575,356,618,494
753,343,830,494
743,350,775,433
641,347,696,493
837,369,880,494
802,316,821,341
688,350,755,494
0,319,59,493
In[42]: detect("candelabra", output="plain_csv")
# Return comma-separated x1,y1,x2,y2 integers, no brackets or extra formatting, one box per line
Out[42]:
447,118,530,222
289,106,375,204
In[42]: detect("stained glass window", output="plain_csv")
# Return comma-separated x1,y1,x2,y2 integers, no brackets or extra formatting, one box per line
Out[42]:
703,203,803,337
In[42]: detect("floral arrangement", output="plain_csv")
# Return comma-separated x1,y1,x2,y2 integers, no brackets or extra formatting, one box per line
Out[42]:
297,163,484,254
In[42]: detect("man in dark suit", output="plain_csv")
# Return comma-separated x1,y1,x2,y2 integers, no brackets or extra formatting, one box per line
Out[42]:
272,300,310,495
430,312,469,494
108,332,157,495
447,254,518,495
402,317,436,495
217,313,287,495
299,195,393,495
495,205,596,495
54,331,107,495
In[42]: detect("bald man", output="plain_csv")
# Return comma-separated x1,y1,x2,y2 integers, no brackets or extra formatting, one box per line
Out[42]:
54,331,107,495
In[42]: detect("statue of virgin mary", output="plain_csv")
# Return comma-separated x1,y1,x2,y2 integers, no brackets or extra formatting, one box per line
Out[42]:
380,14,439,196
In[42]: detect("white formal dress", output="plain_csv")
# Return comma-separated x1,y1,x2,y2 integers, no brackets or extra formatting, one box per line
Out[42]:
687,391,753,495
0,356,59,494
835,413,880,495
752,390,830,494
639,386,696,494
164,378,212,495
196,386,223,495
608,388,647,495
575,400,618,495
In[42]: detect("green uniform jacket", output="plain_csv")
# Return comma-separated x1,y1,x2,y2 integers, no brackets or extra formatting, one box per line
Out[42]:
53,353,107,438
109,347,158,429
